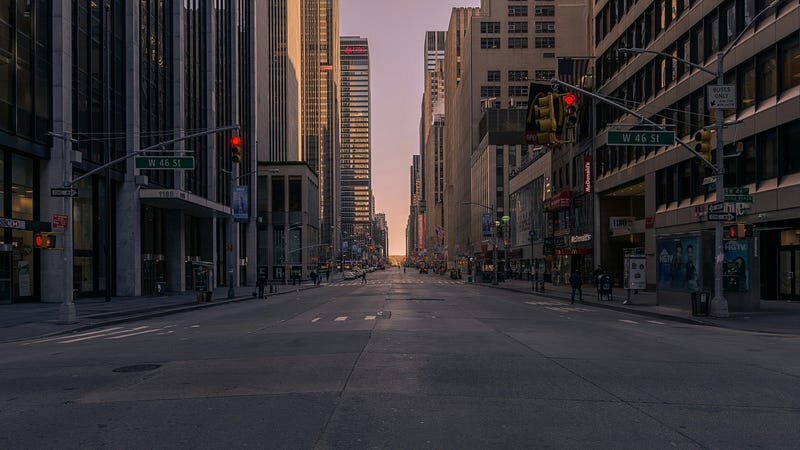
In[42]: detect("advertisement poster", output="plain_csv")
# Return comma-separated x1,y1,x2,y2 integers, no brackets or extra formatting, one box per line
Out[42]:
723,240,749,292
482,213,492,237
625,255,646,290
18,261,31,297
232,185,249,222
657,237,699,291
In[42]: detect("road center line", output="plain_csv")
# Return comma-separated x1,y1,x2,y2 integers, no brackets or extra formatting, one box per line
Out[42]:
311,317,321,323
618,319,638,324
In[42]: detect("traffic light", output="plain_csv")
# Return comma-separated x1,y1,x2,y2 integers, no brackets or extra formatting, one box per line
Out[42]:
532,94,557,144
561,93,578,128
725,223,753,240
34,233,56,249
694,130,712,161
230,135,242,163
743,223,754,238
725,225,737,240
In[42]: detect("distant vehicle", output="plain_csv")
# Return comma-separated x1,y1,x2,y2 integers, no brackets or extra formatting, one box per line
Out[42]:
343,271,357,280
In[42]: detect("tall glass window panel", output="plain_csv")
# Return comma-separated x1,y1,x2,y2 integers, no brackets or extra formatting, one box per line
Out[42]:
757,49,777,102
738,61,755,110
742,138,757,185
780,120,800,177
779,36,799,91
758,130,777,181
0,156,4,213
11,154,33,220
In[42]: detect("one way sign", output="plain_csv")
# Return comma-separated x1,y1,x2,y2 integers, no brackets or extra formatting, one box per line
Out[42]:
707,212,736,221
50,188,79,197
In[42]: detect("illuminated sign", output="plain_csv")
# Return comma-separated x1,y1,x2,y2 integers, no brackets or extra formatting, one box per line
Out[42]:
583,155,592,193
343,46,367,55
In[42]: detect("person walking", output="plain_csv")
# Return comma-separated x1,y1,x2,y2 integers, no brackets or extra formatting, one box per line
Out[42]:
325,271,330,283
361,270,367,285
310,270,318,286
569,269,583,304
592,265,603,297
552,267,560,286
256,274,266,299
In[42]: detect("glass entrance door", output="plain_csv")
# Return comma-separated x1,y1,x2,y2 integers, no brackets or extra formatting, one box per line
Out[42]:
779,248,800,301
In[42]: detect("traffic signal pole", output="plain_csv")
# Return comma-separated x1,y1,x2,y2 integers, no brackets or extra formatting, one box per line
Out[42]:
711,53,729,317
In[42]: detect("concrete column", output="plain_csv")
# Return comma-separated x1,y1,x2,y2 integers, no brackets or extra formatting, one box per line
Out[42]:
164,210,185,291
117,0,142,296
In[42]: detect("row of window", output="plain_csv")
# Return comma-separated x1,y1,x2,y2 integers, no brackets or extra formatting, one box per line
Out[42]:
480,85,531,98
480,21,555,34
597,34,799,138
508,5,555,17
480,37,555,49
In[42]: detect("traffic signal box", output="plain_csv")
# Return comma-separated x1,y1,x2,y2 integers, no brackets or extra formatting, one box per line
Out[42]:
561,93,578,128
694,130,712,161
725,223,753,240
230,135,242,163
34,233,57,249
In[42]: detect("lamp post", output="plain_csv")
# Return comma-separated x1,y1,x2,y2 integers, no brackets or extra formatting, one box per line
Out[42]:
616,0,779,317
501,215,510,280
462,201,498,285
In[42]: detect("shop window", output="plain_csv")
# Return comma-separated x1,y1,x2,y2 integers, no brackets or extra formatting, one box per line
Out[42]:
288,176,302,212
11,154,33,220
779,120,800,178
12,229,34,298
738,60,756,110
271,176,284,212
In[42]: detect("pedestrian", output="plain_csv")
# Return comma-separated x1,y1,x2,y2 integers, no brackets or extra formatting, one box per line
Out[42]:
257,274,266,299
570,269,583,304
592,265,603,296
310,270,317,286
552,267,560,286
325,271,330,283
361,270,367,285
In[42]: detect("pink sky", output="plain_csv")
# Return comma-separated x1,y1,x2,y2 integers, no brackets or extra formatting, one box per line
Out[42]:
340,0,481,255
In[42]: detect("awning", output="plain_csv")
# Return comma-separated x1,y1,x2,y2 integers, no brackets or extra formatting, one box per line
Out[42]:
139,189,230,218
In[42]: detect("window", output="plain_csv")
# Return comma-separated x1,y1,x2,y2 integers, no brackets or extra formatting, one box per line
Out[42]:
508,37,528,49
480,38,501,49
508,70,528,81
535,37,555,48
480,85,501,98
508,85,528,97
757,49,777,102
508,21,528,33
781,120,800,177
543,52,555,58
534,70,555,81
758,130,778,181
535,22,555,33
487,70,501,82
779,36,800,92
535,6,555,17
509,6,528,17
480,21,500,33
738,60,755,110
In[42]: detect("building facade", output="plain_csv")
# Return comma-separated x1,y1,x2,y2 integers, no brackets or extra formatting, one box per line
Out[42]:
339,36,372,267
592,0,799,309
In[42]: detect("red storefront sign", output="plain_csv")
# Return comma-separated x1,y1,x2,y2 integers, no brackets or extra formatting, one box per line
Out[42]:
583,155,592,193
555,248,591,255
549,191,572,210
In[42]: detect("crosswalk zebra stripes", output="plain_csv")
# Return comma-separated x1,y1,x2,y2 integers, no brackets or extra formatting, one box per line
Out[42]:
23,324,178,346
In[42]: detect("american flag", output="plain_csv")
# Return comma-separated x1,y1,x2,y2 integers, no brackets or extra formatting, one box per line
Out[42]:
557,58,590,89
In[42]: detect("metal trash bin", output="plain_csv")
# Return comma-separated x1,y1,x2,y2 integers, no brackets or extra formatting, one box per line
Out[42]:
691,291,709,316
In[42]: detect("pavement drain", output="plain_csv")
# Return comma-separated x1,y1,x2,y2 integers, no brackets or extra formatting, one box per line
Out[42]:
112,364,162,373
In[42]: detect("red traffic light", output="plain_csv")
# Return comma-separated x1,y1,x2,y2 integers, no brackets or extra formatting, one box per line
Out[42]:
728,226,736,239
230,136,241,146
35,234,44,247
563,93,577,106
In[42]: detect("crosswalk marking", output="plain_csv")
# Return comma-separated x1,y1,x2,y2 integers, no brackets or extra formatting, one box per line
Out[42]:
334,316,348,321
311,317,321,323
61,326,149,343
24,327,124,345
106,328,162,339
646,320,666,325
618,319,638,324
364,315,376,320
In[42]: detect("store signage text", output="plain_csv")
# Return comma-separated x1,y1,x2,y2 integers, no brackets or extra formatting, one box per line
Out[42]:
583,155,592,193
570,233,592,244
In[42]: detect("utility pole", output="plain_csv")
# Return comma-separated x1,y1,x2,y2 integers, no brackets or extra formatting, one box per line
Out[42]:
47,131,77,324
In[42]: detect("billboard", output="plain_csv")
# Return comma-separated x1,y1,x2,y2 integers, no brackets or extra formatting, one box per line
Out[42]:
657,237,700,291
233,185,249,222
482,213,493,237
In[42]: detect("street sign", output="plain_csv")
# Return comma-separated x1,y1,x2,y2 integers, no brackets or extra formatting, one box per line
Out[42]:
528,230,536,238
134,156,195,170
707,212,736,221
708,202,725,213
724,195,753,203
725,187,749,195
52,214,69,229
702,176,717,185
707,85,736,109
607,130,674,146
50,188,78,197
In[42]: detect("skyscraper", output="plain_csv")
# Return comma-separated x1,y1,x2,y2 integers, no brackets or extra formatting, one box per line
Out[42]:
339,36,372,264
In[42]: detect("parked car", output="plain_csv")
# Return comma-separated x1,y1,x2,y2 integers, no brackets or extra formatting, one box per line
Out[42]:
343,271,357,280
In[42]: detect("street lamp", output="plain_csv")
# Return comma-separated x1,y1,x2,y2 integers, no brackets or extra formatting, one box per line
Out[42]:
616,0,779,317
501,215,510,279
462,201,498,285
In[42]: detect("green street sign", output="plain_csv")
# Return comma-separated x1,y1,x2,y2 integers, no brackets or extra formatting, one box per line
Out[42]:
724,195,753,203
135,156,195,170
607,130,674,146
725,187,749,195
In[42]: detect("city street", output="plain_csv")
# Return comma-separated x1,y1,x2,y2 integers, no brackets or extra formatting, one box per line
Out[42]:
2,267,799,449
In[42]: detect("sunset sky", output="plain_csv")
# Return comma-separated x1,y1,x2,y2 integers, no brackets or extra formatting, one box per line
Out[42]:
340,0,481,255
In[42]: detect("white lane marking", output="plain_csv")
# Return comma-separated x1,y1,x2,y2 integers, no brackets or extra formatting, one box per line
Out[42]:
25,327,124,345
311,317,321,323
618,319,638,324
106,328,162,339
61,327,148,343
364,315,377,320
156,330,175,335
190,325,200,328
334,316,348,322
646,320,666,325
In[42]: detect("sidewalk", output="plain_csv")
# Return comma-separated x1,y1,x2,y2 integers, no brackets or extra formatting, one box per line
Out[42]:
472,276,800,335
0,281,322,343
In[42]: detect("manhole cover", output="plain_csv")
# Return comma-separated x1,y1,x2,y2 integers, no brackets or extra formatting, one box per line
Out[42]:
112,364,162,373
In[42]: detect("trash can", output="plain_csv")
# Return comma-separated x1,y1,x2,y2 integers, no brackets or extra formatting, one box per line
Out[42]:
691,291,709,316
